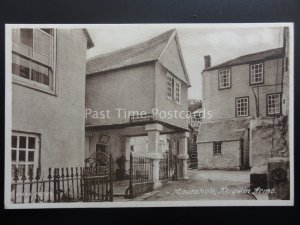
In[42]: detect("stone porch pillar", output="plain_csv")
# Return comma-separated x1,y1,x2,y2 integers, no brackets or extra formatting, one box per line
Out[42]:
145,123,163,189
176,132,190,179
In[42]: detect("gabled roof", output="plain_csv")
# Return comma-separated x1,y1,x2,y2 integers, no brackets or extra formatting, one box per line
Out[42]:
197,118,250,143
203,47,284,72
86,29,190,86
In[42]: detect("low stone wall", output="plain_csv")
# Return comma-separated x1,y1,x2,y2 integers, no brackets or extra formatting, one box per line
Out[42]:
268,157,290,200
250,116,288,168
249,116,289,199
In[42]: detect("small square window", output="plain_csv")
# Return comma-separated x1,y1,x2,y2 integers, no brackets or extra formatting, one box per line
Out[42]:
213,142,222,155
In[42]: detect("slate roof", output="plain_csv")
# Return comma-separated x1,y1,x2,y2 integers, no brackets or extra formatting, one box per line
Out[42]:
197,118,250,143
203,47,284,71
86,29,176,75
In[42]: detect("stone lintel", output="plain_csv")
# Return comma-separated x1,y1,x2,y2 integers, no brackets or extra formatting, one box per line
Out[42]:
145,123,163,132
147,153,163,160
175,131,190,139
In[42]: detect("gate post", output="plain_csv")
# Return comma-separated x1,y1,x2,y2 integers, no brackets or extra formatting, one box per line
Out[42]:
109,154,114,202
176,132,190,180
145,123,163,189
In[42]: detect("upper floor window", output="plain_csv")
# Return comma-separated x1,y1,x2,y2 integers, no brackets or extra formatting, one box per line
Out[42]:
213,141,222,155
250,63,264,85
267,93,281,115
167,73,181,104
12,28,55,92
236,97,249,117
11,132,40,178
190,115,201,127
218,68,231,89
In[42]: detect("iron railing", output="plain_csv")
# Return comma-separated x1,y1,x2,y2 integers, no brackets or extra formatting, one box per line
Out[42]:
11,155,113,203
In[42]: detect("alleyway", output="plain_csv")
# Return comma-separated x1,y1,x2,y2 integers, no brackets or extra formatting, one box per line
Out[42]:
132,169,255,201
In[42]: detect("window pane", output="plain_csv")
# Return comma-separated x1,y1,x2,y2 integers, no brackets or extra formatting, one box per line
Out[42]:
11,164,17,177
28,137,36,149
12,136,17,148
18,164,26,177
19,150,26,162
12,54,31,79
32,62,50,86
34,29,52,58
27,165,34,177
40,28,54,36
12,150,16,162
28,151,34,162
19,136,27,148
20,29,33,47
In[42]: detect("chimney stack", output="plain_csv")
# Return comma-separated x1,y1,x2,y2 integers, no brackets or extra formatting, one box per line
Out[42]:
204,55,211,69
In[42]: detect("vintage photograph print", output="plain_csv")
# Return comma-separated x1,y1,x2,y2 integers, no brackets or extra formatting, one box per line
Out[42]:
5,23,294,208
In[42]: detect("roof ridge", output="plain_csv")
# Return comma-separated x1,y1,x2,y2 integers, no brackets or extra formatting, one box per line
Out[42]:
235,47,283,60
203,47,284,72
87,29,176,62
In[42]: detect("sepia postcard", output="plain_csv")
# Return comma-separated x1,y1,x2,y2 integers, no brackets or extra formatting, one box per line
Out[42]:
4,23,294,208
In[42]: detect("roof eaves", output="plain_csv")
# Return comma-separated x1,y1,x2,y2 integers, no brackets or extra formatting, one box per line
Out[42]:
82,29,94,49
86,59,157,76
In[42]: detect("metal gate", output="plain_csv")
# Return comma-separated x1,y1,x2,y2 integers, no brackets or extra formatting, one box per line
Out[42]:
125,153,154,198
83,152,113,202
159,151,177,180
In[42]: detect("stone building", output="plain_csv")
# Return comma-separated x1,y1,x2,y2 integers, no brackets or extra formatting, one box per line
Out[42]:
11,28,94,176
85,29,191,187
198,45,288,171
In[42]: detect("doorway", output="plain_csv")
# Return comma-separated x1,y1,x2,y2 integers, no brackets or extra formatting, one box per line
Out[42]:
96,143,108,154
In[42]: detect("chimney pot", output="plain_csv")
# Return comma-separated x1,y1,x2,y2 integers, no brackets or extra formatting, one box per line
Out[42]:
204,55,211,69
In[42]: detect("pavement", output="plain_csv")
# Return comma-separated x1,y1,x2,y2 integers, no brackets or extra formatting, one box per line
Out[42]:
131,169,257,201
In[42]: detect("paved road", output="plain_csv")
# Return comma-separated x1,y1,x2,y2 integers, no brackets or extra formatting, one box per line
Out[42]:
134,169,255,201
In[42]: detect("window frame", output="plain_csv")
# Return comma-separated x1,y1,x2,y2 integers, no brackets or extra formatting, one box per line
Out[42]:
249,62,264,85
167,72,181,105
213,141,222,155
266,93,282,116
218,68,231,90
11,131,41,178
235,96,250,117
191,116,201,127
12,28,57,96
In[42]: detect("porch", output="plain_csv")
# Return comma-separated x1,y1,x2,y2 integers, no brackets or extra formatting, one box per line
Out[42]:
85,120,190,194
